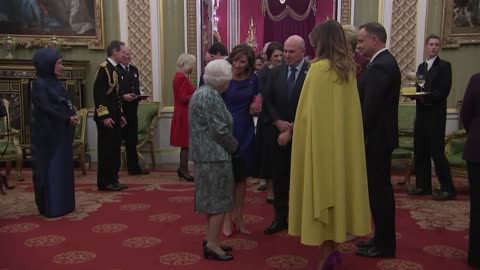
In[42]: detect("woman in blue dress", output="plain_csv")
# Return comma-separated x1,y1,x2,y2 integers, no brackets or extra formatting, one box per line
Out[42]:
31,48,79,217
222,44,260,236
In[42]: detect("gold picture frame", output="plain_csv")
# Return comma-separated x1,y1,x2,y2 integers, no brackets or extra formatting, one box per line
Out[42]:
0,0,104,49
441,0,480,48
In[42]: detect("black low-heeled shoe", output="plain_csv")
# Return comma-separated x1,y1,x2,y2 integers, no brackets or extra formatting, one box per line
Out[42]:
177,169,194,182
203,245,233,261
202,240,232,252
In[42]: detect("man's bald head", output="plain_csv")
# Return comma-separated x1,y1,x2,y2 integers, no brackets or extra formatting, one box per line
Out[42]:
283,35,305,66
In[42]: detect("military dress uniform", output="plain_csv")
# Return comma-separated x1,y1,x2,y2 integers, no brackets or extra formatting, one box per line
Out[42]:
117,64,144,174
93,59,124,190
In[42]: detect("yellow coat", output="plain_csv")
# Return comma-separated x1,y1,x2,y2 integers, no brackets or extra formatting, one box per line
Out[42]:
288,59,371,245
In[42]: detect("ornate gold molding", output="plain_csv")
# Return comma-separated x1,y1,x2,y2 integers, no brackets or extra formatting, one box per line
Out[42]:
441,0,480,48
340,0,352,25
186,0,197,85
127,0,153,98
0,0,104,49
261,0,317,22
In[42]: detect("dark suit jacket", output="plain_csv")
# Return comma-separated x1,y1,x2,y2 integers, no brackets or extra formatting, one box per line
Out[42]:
358,50,401,154
416,57,452,108
263,62,309,126
415,57,452,136
118,64,141,111
461,73,480,162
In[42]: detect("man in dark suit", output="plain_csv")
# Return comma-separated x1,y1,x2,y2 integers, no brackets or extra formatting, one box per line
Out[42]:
118,46,149,175
461,73,480,269
199,43,228,87
408,34,456,200
93,40,128,191
263,35,309,235
355,22,400,258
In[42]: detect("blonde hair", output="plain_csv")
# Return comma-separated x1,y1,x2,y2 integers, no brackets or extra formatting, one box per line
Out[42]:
342,24,358,53
176,53,196,73
309,20,355,83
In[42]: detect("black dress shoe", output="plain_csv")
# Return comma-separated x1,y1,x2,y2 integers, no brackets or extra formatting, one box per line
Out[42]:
98,184,122,191
115,183,129,190
356,238,374,249
432,191,456,201
407,188,432,196
264,220,288,235
202,240,232,252
203,246,233,261
356,246,395,258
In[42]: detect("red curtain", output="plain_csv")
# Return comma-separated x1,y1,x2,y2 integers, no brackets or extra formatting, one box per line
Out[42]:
263,0,315,58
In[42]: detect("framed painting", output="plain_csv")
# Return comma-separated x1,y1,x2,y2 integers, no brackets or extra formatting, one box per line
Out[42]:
0,0,104,49
442,0,480,48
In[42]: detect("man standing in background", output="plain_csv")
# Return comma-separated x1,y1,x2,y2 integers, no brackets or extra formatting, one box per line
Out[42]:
408,34,456,201
263,35,309,235
119,46,149,175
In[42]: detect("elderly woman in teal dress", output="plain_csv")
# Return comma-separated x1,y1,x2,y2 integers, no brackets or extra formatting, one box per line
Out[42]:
189,59,239,261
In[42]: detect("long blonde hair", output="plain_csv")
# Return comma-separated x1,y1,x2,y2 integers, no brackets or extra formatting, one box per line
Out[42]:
309,20,355,83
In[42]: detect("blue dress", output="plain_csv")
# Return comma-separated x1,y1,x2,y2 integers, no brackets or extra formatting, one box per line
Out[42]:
222,74,259,179
31,48,76,217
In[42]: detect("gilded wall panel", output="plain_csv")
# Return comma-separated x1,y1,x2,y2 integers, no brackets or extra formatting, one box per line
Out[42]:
390,0,418,84
127,0,153,98
341,0,352,25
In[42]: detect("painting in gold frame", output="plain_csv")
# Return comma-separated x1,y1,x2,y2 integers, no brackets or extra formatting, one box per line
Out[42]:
441,0,480,48
0,0,104,49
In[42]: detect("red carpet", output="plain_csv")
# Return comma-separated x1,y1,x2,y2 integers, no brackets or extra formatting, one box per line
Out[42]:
0,170,475,270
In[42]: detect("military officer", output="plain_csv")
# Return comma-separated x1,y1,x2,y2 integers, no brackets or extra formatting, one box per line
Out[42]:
93,40,128,191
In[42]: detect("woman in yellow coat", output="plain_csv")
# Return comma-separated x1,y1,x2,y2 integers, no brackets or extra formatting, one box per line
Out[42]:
279,20,372,269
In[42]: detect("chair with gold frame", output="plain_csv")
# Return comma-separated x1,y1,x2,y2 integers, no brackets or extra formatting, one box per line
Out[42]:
0,99,24,186
392,102,416,185
72,108,88,175
121,102,160,169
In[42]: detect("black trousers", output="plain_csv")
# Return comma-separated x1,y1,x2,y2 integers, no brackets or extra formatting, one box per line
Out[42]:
366,150,396,253
272,142,291,224
122,104,141,173
96,121,121,188
468,161,480,268
414,113,455,193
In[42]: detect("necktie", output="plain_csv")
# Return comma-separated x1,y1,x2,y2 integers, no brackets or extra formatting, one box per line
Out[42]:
126,65,130,73
287,67,297,100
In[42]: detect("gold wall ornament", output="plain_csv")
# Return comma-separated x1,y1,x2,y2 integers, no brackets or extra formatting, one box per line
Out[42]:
47,35,61,52
262,0,316,22
245,16,258,50
2,35,16,59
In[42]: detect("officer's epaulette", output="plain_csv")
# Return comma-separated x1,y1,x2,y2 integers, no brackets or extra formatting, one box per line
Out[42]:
99,61,108,67
129,64,137,69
